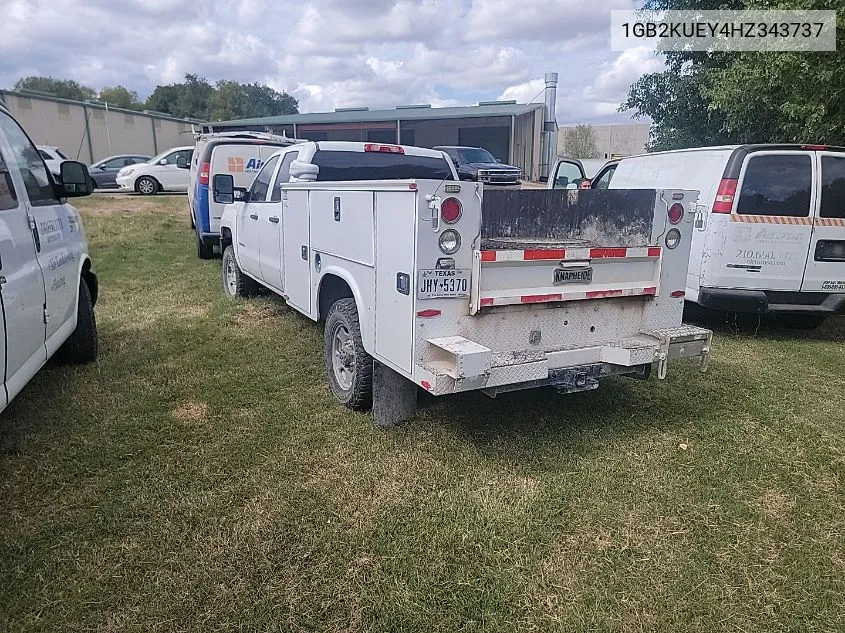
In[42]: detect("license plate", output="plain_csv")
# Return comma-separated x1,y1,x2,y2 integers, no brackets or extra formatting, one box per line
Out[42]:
418,269,471,298
554,266,593,285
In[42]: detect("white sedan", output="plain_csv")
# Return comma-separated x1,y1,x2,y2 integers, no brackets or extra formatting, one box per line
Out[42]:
116,146,194,195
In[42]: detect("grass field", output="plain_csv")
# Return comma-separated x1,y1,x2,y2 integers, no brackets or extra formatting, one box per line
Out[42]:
1,194,844,632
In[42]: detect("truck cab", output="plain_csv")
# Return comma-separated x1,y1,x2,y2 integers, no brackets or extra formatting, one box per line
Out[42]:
0,103,99,413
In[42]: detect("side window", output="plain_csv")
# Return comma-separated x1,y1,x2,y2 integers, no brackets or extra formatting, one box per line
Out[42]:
737,154,812,217
0,149,20,210
248,155,279,203
271,151,299,202
0,112,59,206
553,161,585,189
101,158,125,169
164,149,192,165
592,165,617,190
820,156,845,219
38,149,53,161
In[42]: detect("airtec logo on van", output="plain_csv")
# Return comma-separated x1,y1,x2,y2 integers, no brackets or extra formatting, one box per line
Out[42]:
227,157,263,173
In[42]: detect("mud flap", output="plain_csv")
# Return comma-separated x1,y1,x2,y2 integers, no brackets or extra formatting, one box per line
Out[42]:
372,362,418,429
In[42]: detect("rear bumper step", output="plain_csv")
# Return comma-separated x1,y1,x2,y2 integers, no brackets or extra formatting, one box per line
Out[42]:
418,324,712,396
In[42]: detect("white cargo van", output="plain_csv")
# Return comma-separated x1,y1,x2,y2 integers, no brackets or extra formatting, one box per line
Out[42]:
184,132,300,258
605,145,845,326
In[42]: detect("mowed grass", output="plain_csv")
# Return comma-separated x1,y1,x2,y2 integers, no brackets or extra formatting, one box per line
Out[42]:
1,193,844,632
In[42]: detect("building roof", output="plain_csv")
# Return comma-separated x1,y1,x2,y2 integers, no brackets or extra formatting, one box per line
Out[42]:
208,102,544,129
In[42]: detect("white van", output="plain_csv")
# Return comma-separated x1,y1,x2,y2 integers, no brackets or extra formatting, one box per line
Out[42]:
604,144,845,326
185,132,299,258
0,103,99,412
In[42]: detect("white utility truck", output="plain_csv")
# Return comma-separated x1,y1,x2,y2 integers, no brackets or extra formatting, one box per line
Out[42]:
215,141,712,427
583,145,845,328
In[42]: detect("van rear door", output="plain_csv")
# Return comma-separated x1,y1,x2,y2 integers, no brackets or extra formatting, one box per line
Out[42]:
209,144,281,233
800,151,845,293
709,151,814,291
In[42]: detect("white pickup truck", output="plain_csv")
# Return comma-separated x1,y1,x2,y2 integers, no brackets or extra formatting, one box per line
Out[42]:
215,141,712,427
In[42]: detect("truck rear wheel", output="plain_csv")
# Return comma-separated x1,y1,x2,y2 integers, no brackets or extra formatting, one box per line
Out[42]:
222,245,257,298
324,298,373,411
57,280,98,364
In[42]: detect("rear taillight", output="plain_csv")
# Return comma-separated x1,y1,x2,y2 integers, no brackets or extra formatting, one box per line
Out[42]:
364,143,404,154
802,144,828,150
668,203,684,224
440,197,462,223
712,178,738,214
199,161,210,186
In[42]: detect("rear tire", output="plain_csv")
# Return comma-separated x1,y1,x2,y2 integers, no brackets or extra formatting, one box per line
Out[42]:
222,245,257,298
136,176,158,195
324,298,373,411
57,280,98,364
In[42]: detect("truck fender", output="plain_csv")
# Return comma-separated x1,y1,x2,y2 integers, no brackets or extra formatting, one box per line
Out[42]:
315,266,374,352
74,253,98,307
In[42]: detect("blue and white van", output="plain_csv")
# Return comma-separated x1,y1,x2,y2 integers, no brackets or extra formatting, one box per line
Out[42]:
184,132,299,258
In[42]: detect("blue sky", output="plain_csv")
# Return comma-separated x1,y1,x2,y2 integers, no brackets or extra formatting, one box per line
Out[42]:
0,0,661,124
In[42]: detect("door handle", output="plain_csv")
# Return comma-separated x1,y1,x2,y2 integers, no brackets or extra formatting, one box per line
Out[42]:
249,214,259,220
28,215,41,253
269,216,280,224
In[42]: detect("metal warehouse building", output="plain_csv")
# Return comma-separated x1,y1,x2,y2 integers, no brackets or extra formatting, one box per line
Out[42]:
0,89,201,164
204,100,551,181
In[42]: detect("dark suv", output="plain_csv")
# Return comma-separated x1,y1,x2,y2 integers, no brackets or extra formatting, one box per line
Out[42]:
434,146,521,185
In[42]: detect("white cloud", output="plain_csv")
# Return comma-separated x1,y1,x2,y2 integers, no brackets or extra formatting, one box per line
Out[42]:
0,0,661,124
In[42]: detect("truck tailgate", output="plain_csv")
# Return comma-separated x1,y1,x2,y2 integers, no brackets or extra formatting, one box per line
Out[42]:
471,245,662,312
472,188,666,313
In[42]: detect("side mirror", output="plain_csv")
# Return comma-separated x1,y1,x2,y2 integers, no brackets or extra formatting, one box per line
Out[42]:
234,187,248,202
59,161,93,197
496,158,503,163
290,160,319,182
176,156,189,169
213,173,235,204
159,158,168,166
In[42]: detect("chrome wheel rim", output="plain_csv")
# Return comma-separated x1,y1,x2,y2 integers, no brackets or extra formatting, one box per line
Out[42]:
331,323,355,391
139,179,154,194
225,258,237,295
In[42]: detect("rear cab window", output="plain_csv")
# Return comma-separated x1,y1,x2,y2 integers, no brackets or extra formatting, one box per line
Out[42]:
312,150,453,181
737,154,812,217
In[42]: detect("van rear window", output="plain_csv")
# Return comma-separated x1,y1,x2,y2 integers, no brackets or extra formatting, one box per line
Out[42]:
737,154,811,217
820,156,845,218
312,150,453,181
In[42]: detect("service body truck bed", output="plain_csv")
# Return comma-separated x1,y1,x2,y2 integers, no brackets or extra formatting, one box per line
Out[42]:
217,142,711,427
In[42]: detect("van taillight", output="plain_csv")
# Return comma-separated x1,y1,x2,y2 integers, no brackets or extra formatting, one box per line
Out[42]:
441,197,462,223
802,144,828,150
199,161,210,186
364,143,404,154
712,178,738,213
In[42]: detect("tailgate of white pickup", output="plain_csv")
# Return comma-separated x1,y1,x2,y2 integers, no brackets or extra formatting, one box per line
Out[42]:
470,245,663,314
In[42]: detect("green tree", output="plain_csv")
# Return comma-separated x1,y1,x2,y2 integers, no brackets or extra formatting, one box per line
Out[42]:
207,80,244,121
14,76,96,101
98,85,142,110
145,74,213,119
562,125,599,158
623,0,845,149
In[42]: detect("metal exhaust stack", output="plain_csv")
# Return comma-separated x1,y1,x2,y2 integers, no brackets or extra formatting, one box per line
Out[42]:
541,72,558,181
